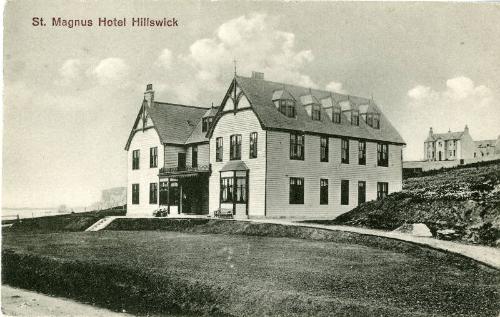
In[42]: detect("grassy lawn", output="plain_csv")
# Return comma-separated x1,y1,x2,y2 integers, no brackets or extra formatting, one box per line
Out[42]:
3,230,499,316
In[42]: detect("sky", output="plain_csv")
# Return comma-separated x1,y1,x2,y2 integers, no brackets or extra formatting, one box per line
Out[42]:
3,1,500,208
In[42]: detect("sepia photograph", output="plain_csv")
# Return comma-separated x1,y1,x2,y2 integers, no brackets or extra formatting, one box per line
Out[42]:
2,0,500,316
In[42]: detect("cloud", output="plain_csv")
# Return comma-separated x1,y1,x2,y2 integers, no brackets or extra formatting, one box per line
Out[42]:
325,81,346,94
173,13,317,103
156,49,173,69
91,58,129,85
400,76,498,160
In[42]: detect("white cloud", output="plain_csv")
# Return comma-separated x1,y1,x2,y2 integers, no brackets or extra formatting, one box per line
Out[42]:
60,59,82,80
156,49,173,69
325,81,346,94
91,58,129,85
400,76,498,160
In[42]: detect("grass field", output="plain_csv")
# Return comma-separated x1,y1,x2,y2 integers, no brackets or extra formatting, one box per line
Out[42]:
3,229,499,316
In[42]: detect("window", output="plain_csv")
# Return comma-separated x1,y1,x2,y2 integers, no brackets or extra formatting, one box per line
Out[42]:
202,117,213,132
216,137,223,162
320,136,329,162
289,177,304,204
149,183,158,204
377,182,388,200
132,150,140,170
279,99,296,118
290,133,305,160
332,107,341,124
320,179,328,205
341,138,349,164
192,145,198,168
377,143,389,167
249,132,258,159
220,177,234,203
150,147,157,168
358,181,366,205
235,177,247,203
312,104,321,121
449,150,452,157
366,113,373,127
341,180,349,205
132,184,139,204
178,153,186,170
169,181,179,206
159,182,168,205
230,134,242,160
358,141,366,165
373,114,380,129
351,110,359,126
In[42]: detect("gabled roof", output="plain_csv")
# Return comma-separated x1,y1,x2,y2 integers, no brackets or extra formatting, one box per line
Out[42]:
185,107,218,144
233,75,405,144
475,139,496,148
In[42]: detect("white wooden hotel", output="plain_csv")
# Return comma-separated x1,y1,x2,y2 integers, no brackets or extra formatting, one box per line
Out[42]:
125,72,405,218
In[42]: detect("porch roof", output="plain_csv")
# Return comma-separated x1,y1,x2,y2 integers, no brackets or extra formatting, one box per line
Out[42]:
220,161,248,172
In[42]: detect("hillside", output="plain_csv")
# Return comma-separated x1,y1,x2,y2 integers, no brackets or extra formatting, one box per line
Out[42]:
326,160,500,247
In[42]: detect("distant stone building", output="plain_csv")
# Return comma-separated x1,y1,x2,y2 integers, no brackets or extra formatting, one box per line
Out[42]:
474,139,497,159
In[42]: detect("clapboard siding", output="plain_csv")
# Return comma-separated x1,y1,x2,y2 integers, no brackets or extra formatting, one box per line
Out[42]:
185,143,210,168
127,128,164,216
164,145,185,168
209,109,266,217
266,130,402,218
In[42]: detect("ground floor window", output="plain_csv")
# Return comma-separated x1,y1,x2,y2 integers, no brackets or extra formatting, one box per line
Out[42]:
289,177,304,204
320,179,328,205
341,180,349,205
220,176,247,203
159,182,168,205
132,184,139,204
220,177,234,203
377,182,388,200
149,183,158,204
235,177,247,203
358,181,366,205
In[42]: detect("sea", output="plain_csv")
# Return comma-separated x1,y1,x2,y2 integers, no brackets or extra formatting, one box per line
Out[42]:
2,207,88,221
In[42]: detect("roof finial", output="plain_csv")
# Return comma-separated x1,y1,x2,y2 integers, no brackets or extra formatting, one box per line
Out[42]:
233,59,237,76
211,102,214,109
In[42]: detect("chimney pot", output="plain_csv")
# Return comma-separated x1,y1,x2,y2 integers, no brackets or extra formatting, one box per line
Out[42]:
144,83,154,107
146,83,153,91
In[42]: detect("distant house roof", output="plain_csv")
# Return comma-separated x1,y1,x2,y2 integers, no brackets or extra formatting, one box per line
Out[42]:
232,75,405,144
475,139,496,148
426,131,464,142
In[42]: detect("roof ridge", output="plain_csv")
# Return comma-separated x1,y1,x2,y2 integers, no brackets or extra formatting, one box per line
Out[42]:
153,101,209,110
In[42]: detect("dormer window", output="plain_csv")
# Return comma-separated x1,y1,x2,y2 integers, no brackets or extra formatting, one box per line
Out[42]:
279,99,295,118
351,110,359,126
202,117,213,132
333,107,341,124
312,104,321,121
373,114,380,129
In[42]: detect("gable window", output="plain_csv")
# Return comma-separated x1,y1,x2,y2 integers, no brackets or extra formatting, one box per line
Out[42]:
216,137,223,162
366,113,373,127
202,117,213,133
249,132,258,159
341,138,349,164
289,177,304,204
358,141,366,165
150,147,158,168
192,145,198,168
377,143,389,167
149,183,158,204
320,136,329,162
333,107,341,124
312,104,321,121
279,100,296,118
132,184,139,204
377,182,388,200
351,110,359,126
358,181,366,205
220,177,234,203
373,114,380,129
230,134,242,160
320,179,328,205
132,150,140,170
341,180,349,205
290,133,305,160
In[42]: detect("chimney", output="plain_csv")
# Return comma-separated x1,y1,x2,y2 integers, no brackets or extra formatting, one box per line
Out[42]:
429,127,433,136
464,124,469,133
144,84,154,107
251,71,264,80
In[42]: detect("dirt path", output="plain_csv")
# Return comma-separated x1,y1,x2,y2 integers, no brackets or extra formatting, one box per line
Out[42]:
1,285,134,316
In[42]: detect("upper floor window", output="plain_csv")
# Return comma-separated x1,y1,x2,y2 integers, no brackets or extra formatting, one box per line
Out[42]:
372,114,380,129
377,182,388,200
333,107,341,124
377,143,389,167
149,183,157,204
279,100,296,118
202,117,213,132
351,110,359,126
216,137,223,162
358,141,366,165
341,138,349,164
289,177,304,204
249,132,258,159
290,133,305,160
192,145,198,168
366,113,373,127
150,147,157,168
132,150,140,170
230,134,242,160
320,136,329,162
312,104,321,121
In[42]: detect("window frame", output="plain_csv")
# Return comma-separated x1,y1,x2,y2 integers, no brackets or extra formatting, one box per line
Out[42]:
279,99,296,118
220,177,234,203
249,132,258,159
341,180,349,205
358,181,366,205
132,184,139,205
377,182,388,200
341,138,349,164
332,107,341,124
192,145,198,168
311,104,321,121
289,177,304,204
149,182,158,204
202,117,213,133
229,134,242,160
377,143,389,167
320,179,328,205
216,137,223,162
320,136,329,162
132,149,140,170
290,133,305,160
373,114,380,129
358,140,366,165
150,147,158,168
351,110,359,126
